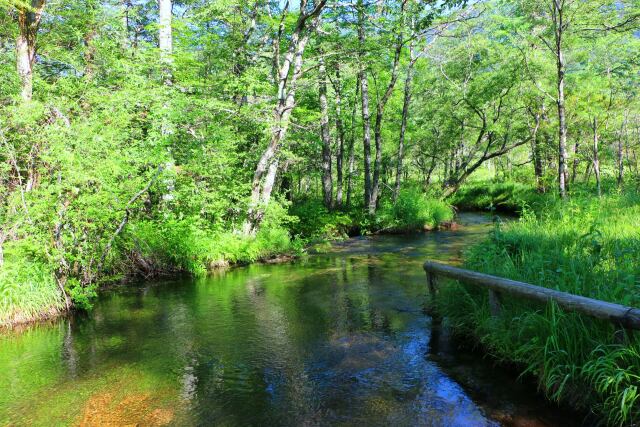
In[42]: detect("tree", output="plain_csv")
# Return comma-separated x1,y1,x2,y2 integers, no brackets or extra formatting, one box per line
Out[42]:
158,0,172,84
356,0,373,210
15,0,46,101
243,0,327,235
318,54,333,209
518,0,640,197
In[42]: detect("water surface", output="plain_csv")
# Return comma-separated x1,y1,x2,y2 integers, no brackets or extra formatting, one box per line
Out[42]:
0,213,580,426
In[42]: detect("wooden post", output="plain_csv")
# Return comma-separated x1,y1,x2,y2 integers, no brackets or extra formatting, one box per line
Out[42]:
428,271,437,300
488,289,501,317
427,271,440,323
614,322,633,345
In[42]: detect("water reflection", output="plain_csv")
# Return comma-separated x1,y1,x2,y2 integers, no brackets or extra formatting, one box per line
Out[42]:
0,214,577,426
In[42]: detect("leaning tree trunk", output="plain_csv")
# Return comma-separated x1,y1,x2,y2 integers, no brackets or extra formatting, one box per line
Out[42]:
16,0,45,102
318,55,333,209
243,2,325,235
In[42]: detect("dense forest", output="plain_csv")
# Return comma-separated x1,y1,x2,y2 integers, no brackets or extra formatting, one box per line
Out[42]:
1,0,640,424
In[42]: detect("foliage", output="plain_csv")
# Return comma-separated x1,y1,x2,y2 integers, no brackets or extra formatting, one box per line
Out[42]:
289,198,359,240
449,181,546,213
375,187,454,232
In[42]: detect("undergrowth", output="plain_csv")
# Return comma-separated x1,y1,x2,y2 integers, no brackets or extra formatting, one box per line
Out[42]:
290,187,454,239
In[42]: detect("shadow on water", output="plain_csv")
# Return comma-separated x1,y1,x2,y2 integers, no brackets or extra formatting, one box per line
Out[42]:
0,213,584,426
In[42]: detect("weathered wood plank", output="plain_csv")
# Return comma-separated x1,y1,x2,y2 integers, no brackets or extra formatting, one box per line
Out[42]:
423,261,640,330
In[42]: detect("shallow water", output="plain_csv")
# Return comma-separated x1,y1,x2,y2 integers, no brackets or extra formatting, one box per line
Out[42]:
0,213,581,426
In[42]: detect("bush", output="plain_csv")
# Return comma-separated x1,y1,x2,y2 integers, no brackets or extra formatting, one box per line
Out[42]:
375,187,454,232
288,198,357,240
450,181,544,213
120,200,302,276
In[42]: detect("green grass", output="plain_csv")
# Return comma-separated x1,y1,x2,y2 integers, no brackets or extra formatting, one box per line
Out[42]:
449,181,545,213
0,241,66,327
290,188,454,239
375,187,454,232
438,190,640,425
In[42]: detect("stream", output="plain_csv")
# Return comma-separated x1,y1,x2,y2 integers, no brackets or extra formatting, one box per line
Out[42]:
0,213,582,426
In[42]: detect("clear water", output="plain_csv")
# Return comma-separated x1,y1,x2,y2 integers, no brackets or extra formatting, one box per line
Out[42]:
0,213,580,426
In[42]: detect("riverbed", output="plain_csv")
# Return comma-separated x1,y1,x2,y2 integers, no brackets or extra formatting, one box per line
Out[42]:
0,213,582,426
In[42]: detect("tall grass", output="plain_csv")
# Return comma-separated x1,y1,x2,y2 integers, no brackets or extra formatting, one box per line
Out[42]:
116,202,304,277
439,191,640,425
289,188,454,238
449,181,545,213
376,187,454,232
0,240,66,327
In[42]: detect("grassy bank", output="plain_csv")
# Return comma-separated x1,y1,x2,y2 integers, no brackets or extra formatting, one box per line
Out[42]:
0,189,453,328
291,187,454,240
448,181,545,214
438,189,640,425
0,202,303,327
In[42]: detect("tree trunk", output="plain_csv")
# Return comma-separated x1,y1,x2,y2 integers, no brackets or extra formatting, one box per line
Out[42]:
318,55,333,209
16,0,46,102
369,2,405,213
617,129,624,186
553,0,568,198
346,75,360,208
531,110,545,192
0,232,4,268
592,116,601,197
122,0,130,47
357,0,372,209
84,28,97,80
243,2,325,235
158,0,173,84
333,65,345,208
570,140,579,184
394,45,415,202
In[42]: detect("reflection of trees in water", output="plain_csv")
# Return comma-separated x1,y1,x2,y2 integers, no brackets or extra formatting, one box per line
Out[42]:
242,274,320,424
62,319,78,378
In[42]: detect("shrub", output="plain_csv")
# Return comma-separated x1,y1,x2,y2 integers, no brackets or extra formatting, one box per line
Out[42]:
450,181,544,213
288,198,357,240
376,187,454,232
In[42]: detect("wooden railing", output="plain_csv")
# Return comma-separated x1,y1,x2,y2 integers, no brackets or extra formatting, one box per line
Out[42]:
423,261,640,337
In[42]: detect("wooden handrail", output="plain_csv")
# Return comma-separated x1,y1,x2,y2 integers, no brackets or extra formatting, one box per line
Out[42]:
423,260,640,331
